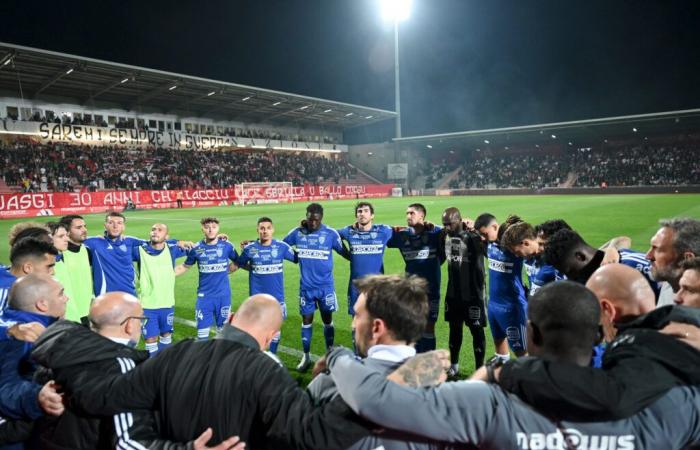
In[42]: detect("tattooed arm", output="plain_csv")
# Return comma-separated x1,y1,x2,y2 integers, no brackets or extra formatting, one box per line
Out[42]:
386,350,450,387
326,349,495,444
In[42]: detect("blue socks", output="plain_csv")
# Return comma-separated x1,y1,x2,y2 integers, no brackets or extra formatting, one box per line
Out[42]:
301,324,313,354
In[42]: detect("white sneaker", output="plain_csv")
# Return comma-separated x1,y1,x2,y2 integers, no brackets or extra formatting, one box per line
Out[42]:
296,354,312,372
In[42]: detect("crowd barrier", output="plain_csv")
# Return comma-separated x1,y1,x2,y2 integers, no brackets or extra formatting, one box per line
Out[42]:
0,183,395,219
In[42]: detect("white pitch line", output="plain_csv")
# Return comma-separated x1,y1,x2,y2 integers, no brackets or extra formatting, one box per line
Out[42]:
173,316,319,362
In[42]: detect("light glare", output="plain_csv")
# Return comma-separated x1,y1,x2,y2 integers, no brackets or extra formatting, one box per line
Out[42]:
380,0,412,22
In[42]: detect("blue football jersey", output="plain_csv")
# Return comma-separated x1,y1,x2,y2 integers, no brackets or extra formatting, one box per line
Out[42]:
618,248,661,297
487,242,527,306
237,239,296,302
524,257,558,296
0,266,16,312
283,224,344,290
339,224,393,295
387,226,443,300
184,240,239,297
84,233,148,296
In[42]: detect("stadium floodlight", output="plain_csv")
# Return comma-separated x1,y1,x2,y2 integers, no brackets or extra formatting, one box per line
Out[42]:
324,109,332,113
65,68,74,75
632,127,638,132
426,144,433,149
380,0,412,22
273,101,282,106
169,85,178,91
345,112,354,117
242,96,251,101
121,77,130,84
207,91,216,96
378,0,412,140
551,134,556,139
484,139,490,144
300,105,309,110
366,115,374,119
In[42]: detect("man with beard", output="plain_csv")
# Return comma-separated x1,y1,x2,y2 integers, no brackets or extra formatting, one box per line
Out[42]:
646,218,700,306
58,215,93,322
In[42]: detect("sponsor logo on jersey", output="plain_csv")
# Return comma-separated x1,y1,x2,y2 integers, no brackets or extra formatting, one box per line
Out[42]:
297,249,331,260
489,259,513,273
447,254,463,263
252,264,284,274
351,244,385,255
516,430,635,450
403,248,436,261
199,263,228,273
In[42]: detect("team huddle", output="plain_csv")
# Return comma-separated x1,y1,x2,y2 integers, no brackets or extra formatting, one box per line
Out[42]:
2,202,700,449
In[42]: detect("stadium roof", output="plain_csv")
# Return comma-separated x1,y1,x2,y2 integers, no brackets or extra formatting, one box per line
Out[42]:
395,108,700,150
0,42,396,130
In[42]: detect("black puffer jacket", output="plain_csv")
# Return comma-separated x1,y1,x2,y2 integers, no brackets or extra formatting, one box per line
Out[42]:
33,322,370,450
499,305,700,421
31,320,194,449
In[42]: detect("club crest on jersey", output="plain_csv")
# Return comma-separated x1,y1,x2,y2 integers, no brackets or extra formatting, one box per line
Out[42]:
271,247,279,258
216,248,223,257
119,244,127,252
319,235,326,244
370,232,377,239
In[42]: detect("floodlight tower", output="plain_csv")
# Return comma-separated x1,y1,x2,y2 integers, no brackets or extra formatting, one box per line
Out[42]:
380,0,412,139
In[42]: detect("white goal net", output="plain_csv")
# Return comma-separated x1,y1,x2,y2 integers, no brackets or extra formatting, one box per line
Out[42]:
235,181,295,205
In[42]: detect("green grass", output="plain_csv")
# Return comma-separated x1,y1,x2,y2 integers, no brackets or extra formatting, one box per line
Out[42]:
2,194,700,385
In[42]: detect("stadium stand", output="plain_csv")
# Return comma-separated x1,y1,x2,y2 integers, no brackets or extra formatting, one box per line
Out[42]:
0,141,363,192
441,143,700,189
1,114,340,145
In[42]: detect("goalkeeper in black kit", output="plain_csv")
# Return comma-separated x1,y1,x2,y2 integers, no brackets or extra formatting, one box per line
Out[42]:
440,207,487,377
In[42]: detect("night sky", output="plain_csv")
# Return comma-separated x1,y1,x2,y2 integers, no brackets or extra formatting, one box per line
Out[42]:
2,0,699,137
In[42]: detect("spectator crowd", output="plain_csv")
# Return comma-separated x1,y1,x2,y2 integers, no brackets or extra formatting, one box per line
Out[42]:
440,144,700,189
0,141,356,192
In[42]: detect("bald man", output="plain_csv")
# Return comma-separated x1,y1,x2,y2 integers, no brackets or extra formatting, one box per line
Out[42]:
495,265,700,422
0,274,67,448
31,291,243,450
131,223,189,357
586,264,656,342
32,294,371,449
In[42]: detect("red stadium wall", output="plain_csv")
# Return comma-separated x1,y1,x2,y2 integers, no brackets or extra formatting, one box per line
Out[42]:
0,184,395,219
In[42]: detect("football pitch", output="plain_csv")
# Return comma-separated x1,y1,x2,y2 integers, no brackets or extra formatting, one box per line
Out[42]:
2,194,700,385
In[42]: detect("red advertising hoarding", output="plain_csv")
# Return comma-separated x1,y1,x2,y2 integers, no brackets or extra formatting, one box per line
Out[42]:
0,184,395,219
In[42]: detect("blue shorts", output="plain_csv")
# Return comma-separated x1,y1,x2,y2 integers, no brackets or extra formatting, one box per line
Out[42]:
142,307,174,338
487,301,527,352
300,287,338,316
428,296,440,323
195,295,231,329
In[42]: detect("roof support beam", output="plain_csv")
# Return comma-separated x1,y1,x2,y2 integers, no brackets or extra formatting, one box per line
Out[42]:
0,52,15,71
170,88,224,113
129,80,181,109
82,74,135,105
31,65,76,98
